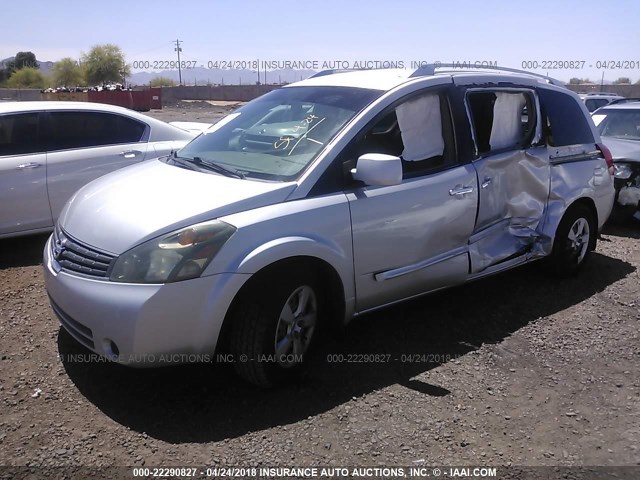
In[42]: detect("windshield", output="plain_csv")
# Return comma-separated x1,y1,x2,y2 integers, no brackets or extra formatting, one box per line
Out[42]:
177,86,382,181
595,109,640,141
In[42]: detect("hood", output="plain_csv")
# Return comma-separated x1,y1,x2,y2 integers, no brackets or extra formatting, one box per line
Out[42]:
601,136,640,163
59,159,296,254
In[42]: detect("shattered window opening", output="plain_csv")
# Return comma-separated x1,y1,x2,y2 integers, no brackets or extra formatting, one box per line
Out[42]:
467,90,536,154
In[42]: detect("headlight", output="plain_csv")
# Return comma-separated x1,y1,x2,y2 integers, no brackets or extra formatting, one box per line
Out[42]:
614,163,633,180
110,220,236,283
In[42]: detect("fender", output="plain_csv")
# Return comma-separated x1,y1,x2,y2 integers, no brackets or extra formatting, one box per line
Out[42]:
235,236,344,271
540,190,599,244
240,236,354,315
221,235,356,322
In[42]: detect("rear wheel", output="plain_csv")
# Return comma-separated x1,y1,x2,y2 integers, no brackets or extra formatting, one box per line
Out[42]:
229,268,323,388
547,204,595,277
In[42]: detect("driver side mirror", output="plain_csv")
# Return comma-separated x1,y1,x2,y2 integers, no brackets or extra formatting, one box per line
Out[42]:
351,153,402,186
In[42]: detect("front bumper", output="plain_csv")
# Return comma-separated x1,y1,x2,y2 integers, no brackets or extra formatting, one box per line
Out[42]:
43,235,249,365
617,184,640,207
614,163,640,209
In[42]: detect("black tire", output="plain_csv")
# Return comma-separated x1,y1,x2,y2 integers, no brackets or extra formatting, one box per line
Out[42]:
229,268,323,388
547,203,596,277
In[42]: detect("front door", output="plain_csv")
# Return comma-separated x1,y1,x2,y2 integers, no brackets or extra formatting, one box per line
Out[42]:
346,89,478,312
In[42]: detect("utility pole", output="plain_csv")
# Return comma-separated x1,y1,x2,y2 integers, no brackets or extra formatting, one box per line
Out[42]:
120,60,127,88
174,39,183,86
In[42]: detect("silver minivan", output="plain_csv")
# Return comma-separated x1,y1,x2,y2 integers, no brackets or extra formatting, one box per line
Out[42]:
44,66,615,387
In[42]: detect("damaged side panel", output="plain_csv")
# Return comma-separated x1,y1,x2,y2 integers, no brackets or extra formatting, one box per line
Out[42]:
469,147,551,273
461,84,551,275
542,149,614,240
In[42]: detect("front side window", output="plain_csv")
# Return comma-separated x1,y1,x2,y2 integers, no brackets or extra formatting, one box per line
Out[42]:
45,112,147,151
467,90,536,154
0,113,40,156
177,86,382,181
593,109,640,141
347,91,456,177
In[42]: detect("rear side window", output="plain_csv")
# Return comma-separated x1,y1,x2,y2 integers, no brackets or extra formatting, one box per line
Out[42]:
585,98,609,112
0,113,41,156
538,89,595,146
466,90,536,154
45,111,147,151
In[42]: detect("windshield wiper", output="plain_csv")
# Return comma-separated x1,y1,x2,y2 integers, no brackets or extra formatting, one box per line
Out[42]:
170,152,245,179
170,152,200,171
192,156,246,179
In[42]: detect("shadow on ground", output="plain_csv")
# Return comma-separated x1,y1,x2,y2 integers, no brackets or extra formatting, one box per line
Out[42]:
0,233,49,269
602,221,640,240
59,252,634,443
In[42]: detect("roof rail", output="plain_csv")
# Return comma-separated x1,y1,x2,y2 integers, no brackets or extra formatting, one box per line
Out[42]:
409,63,565,87
308,69,354,78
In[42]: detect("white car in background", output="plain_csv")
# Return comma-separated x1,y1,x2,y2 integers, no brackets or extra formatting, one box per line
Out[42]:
0,101,195,238
169,121,214,134
579,92,624,113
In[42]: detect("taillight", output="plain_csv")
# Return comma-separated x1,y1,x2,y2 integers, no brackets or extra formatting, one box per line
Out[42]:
596,143,615,175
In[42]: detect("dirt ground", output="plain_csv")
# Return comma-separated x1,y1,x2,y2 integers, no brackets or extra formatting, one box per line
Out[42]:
0,104,639,477
144,100,242,124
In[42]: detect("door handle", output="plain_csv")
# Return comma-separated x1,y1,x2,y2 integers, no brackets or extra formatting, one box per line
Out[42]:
449,185,475,197
16,162,42,169
481,177,493,189
119,150,142,159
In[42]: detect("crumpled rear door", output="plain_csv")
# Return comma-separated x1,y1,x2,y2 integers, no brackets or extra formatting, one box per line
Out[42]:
463,88,551,274
469,146,550,273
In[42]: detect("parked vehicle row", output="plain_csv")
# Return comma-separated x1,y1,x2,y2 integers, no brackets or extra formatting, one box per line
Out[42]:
42,66,615,387
579,92,625,112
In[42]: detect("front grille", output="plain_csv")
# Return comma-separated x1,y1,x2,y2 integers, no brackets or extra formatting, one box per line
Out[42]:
52,227,116,278
49,296,95,350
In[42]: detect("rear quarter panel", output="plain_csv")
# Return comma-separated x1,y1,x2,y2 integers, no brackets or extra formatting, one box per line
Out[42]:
542,151,614,239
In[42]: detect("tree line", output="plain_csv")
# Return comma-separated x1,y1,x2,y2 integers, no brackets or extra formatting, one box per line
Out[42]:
0,44,166,88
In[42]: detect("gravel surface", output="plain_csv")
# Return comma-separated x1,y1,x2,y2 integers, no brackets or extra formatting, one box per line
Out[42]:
0,104,639,473
144,100,241,124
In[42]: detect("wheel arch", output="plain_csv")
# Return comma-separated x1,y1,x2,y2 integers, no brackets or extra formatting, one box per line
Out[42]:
567,197,598,250
543,195,599,252
217,255,348,352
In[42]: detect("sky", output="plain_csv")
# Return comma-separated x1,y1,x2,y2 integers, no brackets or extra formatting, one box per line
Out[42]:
3,0,640,82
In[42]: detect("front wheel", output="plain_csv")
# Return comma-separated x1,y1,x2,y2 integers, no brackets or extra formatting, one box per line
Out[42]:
547,204,596,277
229,269,323,388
